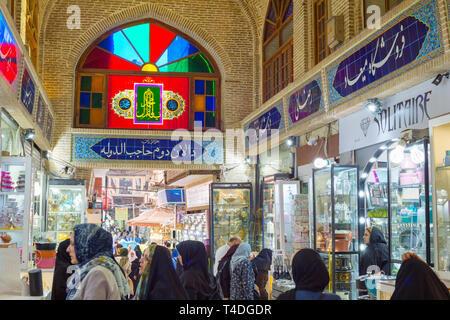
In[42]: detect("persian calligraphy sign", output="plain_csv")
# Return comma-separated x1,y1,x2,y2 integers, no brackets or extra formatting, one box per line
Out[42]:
134,83,163,124
327,0,442,107
244,100,285,146
287,74,325,128
72,134,223,164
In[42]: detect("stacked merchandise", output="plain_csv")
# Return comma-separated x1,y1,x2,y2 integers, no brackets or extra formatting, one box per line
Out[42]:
15,172,26,191
1,171,14,192
292,194,310,249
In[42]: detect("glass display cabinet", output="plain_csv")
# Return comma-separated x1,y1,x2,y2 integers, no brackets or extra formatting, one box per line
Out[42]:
388,140,432,274
47,179,87,243
429,114,450,274
0,157,33,270
210,183,252,262
181,211,208,242
313,164,359,300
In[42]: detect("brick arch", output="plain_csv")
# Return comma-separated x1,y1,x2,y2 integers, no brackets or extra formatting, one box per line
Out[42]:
60,3,231,78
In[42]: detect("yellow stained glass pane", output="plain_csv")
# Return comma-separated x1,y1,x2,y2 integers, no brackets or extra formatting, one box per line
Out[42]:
194,95,205,111
91,76,104,92
90,108,103,126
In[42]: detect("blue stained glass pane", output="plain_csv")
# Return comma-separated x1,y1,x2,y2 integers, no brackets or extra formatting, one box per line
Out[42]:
98,32,144,66
194,112,204,126
205,96,215,111
195,80,205,95
80,92,91,108
122,24,150,63
155,36,199,67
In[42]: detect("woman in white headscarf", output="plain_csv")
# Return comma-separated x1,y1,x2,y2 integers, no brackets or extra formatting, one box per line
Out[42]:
229,242,255,300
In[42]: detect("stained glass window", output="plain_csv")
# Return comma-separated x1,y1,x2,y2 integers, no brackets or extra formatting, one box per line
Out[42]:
76,21,219,130
82,23,213,74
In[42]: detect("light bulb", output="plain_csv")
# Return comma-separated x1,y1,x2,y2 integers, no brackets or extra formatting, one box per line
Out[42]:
359,191,365,198
360,244,367,251
359,217,366,224
361,172,368,179
314,157,329,168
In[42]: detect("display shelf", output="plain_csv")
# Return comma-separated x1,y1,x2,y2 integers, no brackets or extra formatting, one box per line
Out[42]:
0,191,25,195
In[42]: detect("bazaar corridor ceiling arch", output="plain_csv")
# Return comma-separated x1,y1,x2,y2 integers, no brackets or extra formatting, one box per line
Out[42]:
75,20,220,131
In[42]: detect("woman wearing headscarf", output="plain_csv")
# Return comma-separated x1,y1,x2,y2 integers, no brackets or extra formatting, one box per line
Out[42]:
250,248,272,300
217,243,240,300
176,240,221,300
134,244,187,300
51,238,73,300
129,246,141,296
229,242,255,300
359,226,389,275
391,253,450,300
277,249,341,300
65,224,130,300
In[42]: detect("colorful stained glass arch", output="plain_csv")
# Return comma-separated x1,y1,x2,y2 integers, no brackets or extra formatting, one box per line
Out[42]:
82,22,214,73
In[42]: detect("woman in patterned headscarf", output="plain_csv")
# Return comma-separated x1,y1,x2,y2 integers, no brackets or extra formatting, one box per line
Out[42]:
65,224,130,300
229,242,255,300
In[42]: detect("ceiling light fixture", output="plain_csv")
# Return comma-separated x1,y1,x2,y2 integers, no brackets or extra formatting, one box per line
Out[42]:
364,98,382,114
24,129,36,141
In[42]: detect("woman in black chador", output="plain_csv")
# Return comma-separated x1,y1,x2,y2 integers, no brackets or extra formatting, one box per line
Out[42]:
359,226,389,275
391,253,450,300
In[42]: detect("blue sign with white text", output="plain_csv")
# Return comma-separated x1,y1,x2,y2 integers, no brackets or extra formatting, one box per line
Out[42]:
327,0,442,106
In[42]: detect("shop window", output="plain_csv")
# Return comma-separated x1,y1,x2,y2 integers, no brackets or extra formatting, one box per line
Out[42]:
1,110,21,156
364,0,404,26
314,0,329,64
75,21,220,131
25,0,38,68
263,0,293,102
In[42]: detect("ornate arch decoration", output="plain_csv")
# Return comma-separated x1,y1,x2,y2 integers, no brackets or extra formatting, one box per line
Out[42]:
74,20,221,131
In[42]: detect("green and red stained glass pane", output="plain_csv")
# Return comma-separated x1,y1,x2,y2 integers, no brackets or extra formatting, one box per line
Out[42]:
82,23,213,73
205,112,215,127
78,75,104,125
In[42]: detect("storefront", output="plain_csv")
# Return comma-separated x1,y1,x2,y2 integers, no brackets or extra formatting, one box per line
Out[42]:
339,75,450,278
0,5,54,277
167,171,218,244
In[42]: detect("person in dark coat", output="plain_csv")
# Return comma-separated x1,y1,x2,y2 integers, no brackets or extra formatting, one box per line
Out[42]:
51,239,73,300
391,252,450,300
250,248,272,300
129,245,142,297
134,245,187,300
277,249,340,300
217,243,240,300
176,240,221,300
359,226,389,275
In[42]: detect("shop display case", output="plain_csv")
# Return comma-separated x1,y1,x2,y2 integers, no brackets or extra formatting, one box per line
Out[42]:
0,157,33,270
262,177,302,259
360,139,433,275
47,179,87,243
388,140,432,274
429,114,450,274
181,211,208,242
313,164,359,300
210,183,252,260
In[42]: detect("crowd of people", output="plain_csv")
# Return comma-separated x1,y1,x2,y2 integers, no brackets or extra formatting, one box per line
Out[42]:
50,223,450,300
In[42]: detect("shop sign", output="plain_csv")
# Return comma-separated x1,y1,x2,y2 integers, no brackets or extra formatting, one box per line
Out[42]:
72,134,224,164
20,66,36,116
46,110,53,143
287,74,325,128
115,207,128,221
0,11,21,91
339,76,450,153
244,100,284,146
186,181,210,209
35,95,46,133
327,0,442,107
